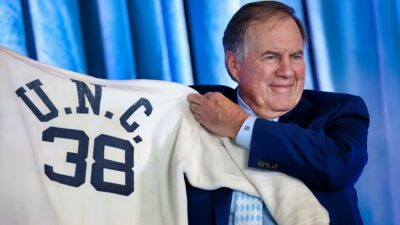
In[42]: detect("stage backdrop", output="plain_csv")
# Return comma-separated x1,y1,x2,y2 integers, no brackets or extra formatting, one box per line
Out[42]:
1,0,399,224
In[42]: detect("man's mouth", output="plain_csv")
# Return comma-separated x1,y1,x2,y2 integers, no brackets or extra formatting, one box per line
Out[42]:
269,84,293,92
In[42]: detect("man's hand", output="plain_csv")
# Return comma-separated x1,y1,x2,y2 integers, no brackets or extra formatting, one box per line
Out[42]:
187,92,249,139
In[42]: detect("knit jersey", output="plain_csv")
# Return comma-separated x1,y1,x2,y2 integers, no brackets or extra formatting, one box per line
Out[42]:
0,46,329,225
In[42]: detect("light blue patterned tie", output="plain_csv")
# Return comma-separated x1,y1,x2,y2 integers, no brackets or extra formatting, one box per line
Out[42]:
233,191,263,225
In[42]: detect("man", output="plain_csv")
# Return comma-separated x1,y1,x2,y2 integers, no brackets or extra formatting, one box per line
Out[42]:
186,1,369,225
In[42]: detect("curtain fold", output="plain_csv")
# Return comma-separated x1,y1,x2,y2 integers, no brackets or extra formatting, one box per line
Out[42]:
95,0,136,80
28,0,86,73
0,0,27,56
161,0,193,84
127,0,171,81
373,1,400,224
0,1,399,224
185,0,239,87
303,0,334,91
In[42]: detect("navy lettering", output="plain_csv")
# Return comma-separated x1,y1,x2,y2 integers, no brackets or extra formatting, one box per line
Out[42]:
15,79,58,122
71,79,102,115
42,127,89,187
120,98,153,132
91,134,134,196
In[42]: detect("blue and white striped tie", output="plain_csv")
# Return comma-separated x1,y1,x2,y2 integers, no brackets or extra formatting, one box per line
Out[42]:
233,191,263,225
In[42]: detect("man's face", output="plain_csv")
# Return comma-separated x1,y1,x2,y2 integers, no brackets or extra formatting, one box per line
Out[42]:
230,16,305,119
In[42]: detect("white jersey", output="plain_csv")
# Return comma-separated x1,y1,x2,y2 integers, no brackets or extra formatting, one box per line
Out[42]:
0,46,329,225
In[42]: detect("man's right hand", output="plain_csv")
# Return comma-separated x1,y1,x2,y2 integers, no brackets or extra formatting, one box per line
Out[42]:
187,92,249,139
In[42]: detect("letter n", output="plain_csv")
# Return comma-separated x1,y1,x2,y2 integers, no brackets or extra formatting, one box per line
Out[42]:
71,79,102,115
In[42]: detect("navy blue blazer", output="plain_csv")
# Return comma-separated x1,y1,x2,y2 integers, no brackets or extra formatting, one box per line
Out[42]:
186,85,369,225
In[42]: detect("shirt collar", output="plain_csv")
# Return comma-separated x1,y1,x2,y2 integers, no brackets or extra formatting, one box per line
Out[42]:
236,90,257,117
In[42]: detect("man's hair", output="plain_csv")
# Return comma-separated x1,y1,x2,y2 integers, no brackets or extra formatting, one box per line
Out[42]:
223,1,307,78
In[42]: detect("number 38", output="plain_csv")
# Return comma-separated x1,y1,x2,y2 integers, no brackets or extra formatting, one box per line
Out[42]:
42,126,134,196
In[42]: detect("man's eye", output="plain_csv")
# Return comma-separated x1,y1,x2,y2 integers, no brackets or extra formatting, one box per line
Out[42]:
264,55,277,62
291,54,304,61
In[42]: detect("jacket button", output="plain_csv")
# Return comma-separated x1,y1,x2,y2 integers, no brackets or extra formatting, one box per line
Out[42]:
271,163,278,169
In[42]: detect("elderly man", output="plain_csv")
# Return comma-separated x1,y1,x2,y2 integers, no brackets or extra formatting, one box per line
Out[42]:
187,1,369,225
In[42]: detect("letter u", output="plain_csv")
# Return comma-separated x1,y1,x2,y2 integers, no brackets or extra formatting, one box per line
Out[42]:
15,79,58,122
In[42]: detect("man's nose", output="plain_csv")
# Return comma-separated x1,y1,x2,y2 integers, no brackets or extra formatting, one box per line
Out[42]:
277,56,294,78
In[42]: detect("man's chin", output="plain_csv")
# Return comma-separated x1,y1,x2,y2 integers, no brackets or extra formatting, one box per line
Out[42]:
271,100,296,113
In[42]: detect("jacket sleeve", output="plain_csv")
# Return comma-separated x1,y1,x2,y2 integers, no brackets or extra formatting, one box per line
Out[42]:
248,95,369,190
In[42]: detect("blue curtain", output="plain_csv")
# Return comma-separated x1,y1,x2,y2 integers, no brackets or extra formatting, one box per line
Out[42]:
1,0,399,224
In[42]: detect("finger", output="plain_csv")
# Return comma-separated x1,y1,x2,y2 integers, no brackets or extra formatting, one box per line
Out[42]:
203,91,223,99
203,92,213,98
187,93,204,104
192,112,202,122
203,92,215,100
190,102,201,113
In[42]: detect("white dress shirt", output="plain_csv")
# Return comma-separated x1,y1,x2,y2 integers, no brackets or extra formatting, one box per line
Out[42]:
229,91,277,225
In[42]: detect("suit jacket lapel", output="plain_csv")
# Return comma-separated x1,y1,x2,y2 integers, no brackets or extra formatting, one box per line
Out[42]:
213,188,233,225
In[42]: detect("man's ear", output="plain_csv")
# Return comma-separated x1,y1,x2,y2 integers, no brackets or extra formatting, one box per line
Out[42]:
225,51,240,81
